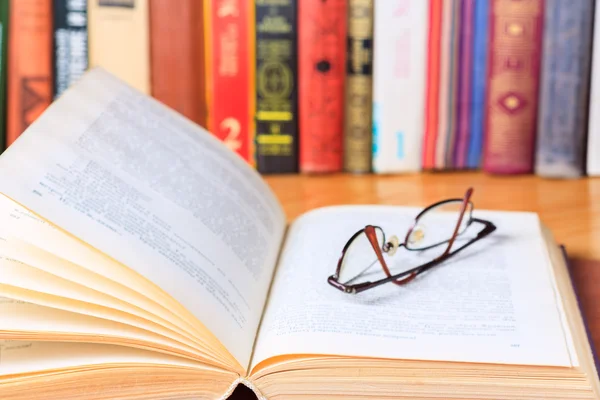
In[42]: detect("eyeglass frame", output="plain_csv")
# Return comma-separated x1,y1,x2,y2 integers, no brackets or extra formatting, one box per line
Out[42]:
327,188,497,294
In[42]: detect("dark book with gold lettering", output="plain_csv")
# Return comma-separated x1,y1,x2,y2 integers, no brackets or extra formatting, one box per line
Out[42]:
0,68,599,399
53,0,88,98
254,0,298,173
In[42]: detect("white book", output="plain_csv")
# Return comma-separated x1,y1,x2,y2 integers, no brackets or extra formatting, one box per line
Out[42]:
587,0,600,175
371,0,429,173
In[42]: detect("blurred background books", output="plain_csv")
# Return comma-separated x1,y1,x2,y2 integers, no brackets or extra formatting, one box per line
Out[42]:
2,0,600,178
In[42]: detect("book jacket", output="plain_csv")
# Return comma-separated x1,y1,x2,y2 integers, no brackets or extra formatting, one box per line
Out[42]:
255,0,298,173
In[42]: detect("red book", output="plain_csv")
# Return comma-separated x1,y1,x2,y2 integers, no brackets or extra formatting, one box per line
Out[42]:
150,0,207,128
422,0,443,169
298,0,346,173
205,0,253,165
7,0,53,147
483,0,543,174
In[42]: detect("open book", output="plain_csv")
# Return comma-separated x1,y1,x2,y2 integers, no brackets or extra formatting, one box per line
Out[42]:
0,68,598,400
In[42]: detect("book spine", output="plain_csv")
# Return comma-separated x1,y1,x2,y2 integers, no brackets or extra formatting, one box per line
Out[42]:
343,0,373,174
467,0,489,168
422,0,443,169
298,0,346,173
372,0,428,173
483,0,544,174
207,0,253,164
435,0,460,169
453,0,475,168
535,0,594,178
150,0,207,127
0,0,8,152
254,0,298,173
6,0,53,147
53,0,88,99
88,0,151,94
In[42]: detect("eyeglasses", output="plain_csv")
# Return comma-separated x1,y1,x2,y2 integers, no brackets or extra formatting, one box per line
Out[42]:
327,188,496,294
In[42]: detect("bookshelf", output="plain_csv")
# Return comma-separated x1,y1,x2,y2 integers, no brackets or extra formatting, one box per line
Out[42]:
265,173,600,260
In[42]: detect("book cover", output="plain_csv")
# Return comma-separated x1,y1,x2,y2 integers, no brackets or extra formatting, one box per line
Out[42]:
343,0,373,174
0,0,8,152
422,0,443,169
149,0,207,128
535,0,594,178
6,0,53,147
206,0,253,164
483,0,544,174
467,0,490,169
53,0,88,98
371,0,428,174
453,0,475,168
298,0,346,174
88,0,151,94
255,0,298,174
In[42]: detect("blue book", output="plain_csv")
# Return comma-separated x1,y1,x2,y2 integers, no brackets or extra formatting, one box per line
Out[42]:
536,0,595,177
466,0,488,169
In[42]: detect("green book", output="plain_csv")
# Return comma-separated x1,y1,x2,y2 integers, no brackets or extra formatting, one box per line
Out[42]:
0,1,8,153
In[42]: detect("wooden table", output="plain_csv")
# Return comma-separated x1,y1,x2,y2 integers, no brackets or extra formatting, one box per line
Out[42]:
264,171,600,261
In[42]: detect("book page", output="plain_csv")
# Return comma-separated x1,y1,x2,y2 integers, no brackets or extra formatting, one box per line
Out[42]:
0,68,286,369
0,339,209,377
251,205,576,371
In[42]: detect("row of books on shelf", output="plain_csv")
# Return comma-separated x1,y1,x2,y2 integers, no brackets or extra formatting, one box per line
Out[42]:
3,0,600,177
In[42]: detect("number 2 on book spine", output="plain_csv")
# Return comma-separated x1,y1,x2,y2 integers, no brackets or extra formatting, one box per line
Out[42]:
220,117,242,152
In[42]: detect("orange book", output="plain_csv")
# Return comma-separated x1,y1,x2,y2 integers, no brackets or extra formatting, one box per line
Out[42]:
6,0,53,147
149,0,207,127
422,0,443,168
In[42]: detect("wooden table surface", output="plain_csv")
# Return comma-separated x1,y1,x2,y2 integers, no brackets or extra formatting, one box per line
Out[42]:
264,171,600,261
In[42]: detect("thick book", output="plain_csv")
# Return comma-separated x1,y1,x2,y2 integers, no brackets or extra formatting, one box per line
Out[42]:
149,0,207,128
298,0,346,174
0,67,599,400
205,0,254,165
483,0,544,174
0,0,8,152
254,0,298,174
371,0,428,174
535,0,594,178
422,0,443,169
88,0,151,94
53,0,88,98
467,0,489,169
6,0,53,147
343,0,373,174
